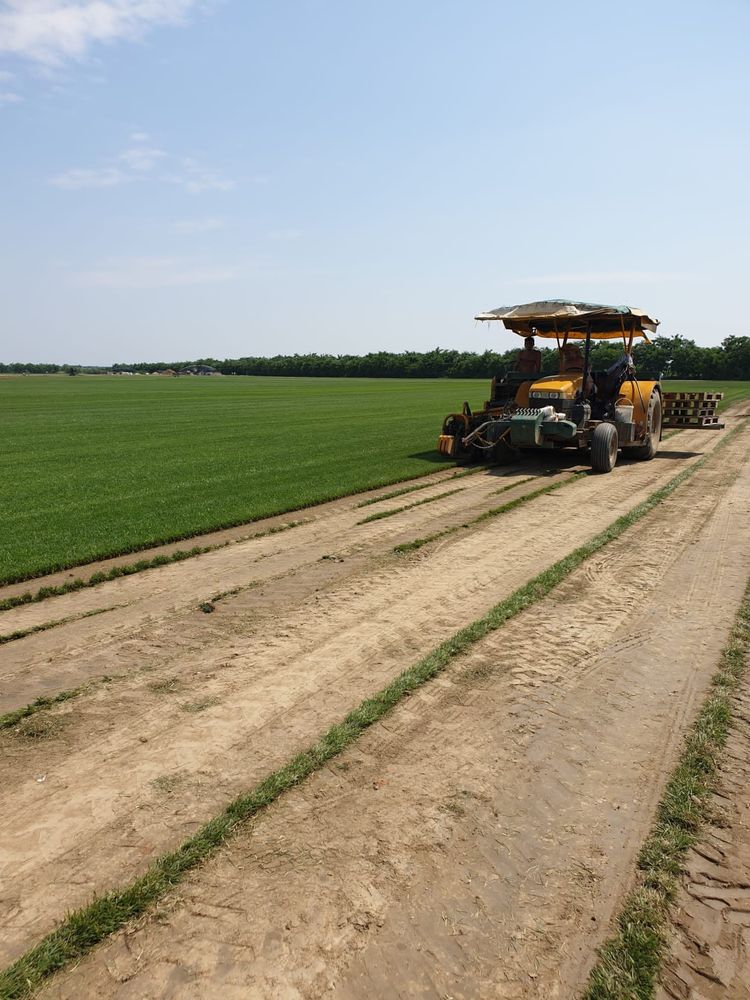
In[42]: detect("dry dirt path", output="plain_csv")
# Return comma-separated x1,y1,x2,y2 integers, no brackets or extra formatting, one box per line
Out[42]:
0,430,731,967
32,420,750,999
657,675,750,999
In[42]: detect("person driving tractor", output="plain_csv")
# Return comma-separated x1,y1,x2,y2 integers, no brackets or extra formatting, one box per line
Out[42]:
559,342,584,373
517,336,542,375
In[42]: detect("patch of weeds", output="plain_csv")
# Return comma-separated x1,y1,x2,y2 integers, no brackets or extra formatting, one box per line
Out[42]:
440,799,466,817
13,714,67,741
180,697,220,714
147,677,182,695
208,582,258,606
459,662,496,684
199,602,215,614
150,773,185,795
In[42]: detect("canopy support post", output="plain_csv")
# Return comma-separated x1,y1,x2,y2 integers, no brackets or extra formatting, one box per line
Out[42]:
579,325,593,402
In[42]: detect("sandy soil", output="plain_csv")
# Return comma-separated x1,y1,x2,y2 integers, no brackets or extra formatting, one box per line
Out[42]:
1,418,748,998
657,679,750,1000
0,428,734,967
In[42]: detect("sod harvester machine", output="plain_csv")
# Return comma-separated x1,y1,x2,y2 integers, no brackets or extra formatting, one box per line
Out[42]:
437,300,664,474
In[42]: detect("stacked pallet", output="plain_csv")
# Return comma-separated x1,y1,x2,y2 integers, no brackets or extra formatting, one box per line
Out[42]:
662,391,724,429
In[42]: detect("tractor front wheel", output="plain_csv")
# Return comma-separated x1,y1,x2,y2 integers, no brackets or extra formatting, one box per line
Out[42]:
591,422,619,473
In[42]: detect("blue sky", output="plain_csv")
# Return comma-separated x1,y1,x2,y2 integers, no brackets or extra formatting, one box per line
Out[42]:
1,0,749,364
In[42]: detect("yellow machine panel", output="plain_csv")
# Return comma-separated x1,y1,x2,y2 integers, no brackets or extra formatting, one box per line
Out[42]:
616,379,660,428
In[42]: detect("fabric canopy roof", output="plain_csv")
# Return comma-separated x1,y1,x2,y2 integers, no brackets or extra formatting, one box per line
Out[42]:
474,299,659,339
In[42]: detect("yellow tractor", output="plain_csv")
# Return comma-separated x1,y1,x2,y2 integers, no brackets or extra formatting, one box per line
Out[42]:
437,300,662,473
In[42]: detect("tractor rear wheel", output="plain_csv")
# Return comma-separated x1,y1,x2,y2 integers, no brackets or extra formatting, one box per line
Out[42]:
591,422,619,473
631,390,662,461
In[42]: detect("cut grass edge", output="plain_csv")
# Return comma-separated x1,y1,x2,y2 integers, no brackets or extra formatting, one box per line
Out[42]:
0,425,742,1000
0,605,123,649
0,521,305,614
394,470,587,553
581,577,750,1000
354,464,484,507
356,487,465,525
0,464,468,588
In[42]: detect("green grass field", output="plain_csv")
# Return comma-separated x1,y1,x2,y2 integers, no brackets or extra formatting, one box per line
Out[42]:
2,375,749,585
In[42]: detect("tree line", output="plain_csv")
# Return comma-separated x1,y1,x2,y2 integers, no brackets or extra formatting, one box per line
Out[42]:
3,334,749,380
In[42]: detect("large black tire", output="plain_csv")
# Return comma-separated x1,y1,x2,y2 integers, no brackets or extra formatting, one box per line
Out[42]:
630,390,662,461
591,422,619,473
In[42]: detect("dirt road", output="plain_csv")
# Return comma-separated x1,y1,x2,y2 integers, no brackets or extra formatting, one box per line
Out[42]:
2,417,749,997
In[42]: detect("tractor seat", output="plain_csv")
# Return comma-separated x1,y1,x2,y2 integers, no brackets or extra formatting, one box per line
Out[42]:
592,355,634,403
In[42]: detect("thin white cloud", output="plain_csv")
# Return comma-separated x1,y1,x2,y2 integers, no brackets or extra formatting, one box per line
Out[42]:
71,255,239,288
164,157,235,194
173,215,227,234
51,165,127,188
50,136,234,193
511,271,691,285
119,145,165,171
0,88,21,103
0,1,202,66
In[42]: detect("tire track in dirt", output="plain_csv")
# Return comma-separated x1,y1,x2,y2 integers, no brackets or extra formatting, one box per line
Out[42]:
657,683,750,1000
33,418,750,1000
0,426,736,969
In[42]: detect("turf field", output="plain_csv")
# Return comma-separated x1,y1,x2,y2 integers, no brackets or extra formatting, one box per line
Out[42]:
2,375,748,584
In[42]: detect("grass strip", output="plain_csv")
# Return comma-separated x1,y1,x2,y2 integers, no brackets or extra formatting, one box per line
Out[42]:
0,521,304,614
490,475,536,496
357,488,464,525
0,605,121,648
582,576,750,1000
394,471,586,553
355,465,493,508
0,431,740,1000
356,480,443,508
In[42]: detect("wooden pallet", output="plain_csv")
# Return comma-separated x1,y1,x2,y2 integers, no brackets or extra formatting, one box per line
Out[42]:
662,390,724,430
666,407,717,417
666,415,723,426
663,392,724,402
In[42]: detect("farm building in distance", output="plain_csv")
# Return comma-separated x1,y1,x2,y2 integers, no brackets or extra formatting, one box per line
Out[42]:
179,364,220,375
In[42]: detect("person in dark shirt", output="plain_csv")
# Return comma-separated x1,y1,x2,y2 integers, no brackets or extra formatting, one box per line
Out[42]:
517,336,542,375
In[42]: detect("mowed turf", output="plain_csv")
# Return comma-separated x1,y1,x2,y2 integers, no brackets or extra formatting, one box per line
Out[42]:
2,375,748,585
0,375,480,584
